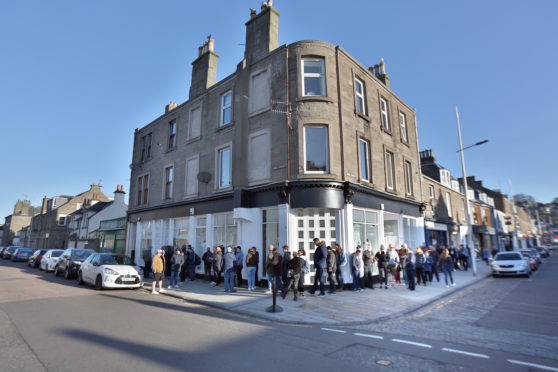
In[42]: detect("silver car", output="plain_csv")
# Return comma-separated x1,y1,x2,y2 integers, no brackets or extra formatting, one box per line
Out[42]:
491,252,531,277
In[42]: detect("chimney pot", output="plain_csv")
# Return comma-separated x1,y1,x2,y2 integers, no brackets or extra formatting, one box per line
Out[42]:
261,2,268,11
250,8,257,18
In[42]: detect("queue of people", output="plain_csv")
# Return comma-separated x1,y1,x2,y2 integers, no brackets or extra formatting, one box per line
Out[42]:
145,240,463,296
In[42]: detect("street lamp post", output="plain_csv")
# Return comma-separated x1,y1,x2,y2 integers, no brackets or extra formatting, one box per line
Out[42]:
456,107,488,277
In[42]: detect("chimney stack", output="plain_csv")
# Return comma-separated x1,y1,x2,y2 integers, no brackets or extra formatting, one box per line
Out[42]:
419,149,436,165
189,36,219,99
41,195,50,214
244,1,279,63
114,185,126,205
378,58,390,88
165,101,178,113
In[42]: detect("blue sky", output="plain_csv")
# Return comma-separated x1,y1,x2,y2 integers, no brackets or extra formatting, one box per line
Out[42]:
1,0,557,221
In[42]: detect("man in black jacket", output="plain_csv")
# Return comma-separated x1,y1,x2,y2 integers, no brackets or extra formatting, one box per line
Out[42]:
202,247,213,282
281,245,291,287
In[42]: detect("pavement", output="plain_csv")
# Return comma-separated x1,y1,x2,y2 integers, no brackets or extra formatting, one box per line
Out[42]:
143,262,492,326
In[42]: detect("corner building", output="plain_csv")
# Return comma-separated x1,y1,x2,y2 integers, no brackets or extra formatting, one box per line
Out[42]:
126,2,424,284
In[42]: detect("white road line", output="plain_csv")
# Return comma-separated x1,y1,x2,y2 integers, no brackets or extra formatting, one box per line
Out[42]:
508,359,558,371
354,332,384,340
442,348,489,359
392,338,432,348
321,328,346,334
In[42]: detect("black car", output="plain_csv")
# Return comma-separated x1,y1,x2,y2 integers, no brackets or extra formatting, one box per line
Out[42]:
28,249,49,267
11,248,34,262
54,248,95,280
2,246,22,260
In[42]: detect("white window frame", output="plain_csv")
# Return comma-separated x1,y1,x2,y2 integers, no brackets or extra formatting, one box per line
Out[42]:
445,191,452,218
385,150,395,191
163,165,174,200
399,112,408,143
303,125,329,174
58,215,67,226
380,98,390,131
220,90,232,127
301,57,326,97
440,169,450,187
354,78,366,115
404,161,413,196
168,120,177,149
359,138,370,182
216,143,232,189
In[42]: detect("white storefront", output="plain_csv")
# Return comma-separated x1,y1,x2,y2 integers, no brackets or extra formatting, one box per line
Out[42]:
127,202,423,285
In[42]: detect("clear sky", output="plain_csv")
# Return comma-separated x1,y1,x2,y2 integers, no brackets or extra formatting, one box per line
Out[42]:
1,0,557,221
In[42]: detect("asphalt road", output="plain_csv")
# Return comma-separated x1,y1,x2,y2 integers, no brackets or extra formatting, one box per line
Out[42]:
1,254,557,371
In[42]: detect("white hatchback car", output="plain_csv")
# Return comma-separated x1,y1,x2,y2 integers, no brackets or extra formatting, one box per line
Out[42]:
78,253,143,290
491,252,531,277
39,250,64,272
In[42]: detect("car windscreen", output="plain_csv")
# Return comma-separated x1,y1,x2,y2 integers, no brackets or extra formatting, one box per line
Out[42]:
495,253,521,261
7,247,19,253
100,255,133,265
72,250,93,260
20,249,33,254
52,251,63,257
520,251,532,257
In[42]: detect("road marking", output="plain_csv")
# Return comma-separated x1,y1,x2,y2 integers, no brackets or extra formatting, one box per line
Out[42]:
321,328,346,334
354,332,384,340
392,339,432,348
442,348,489,359
508,360,558,371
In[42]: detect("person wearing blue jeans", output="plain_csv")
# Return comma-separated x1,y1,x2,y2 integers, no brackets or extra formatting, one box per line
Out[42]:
169,248,184,288
440,248,455,288
245,247,258,291
352,249,362,291
310,238,327,296
222,246,237,292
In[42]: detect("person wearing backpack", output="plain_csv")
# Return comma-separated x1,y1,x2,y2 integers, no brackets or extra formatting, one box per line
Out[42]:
326,246,337,294
282,251,305,301
415,247,427,286
202,247,213,282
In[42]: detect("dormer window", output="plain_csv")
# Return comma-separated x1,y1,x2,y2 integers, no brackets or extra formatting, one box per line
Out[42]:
440,169,450,187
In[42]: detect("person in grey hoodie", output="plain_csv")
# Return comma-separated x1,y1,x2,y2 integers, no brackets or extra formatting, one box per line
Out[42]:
169,248,184,288
223,246,237,293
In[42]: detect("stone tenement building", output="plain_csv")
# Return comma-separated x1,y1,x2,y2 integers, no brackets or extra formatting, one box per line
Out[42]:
126,1,424,283
29,184,110,250
2,200,40,246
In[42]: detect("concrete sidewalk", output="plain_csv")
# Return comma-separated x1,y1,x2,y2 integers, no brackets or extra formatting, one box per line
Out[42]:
143,263,492,326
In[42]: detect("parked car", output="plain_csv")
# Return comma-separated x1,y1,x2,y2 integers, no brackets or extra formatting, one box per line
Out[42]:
3,246,23,260
519,250,538,271
526,248,542,265
78,253,143,290
28,249,49,268
491,252,531,277
534,246,550,258
39,250,64,272
54,248,95,279
11,248,34,262
0,247,6,257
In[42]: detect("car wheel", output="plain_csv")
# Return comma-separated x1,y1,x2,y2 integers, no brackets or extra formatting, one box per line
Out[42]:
95,275,103,290
54,265,60,276
77,271,84,285
64,268,70,280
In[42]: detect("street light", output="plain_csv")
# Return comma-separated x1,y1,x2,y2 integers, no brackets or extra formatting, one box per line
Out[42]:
456,106,488,276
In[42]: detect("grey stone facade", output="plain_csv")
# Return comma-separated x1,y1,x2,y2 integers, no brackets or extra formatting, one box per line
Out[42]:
126,2,424,283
